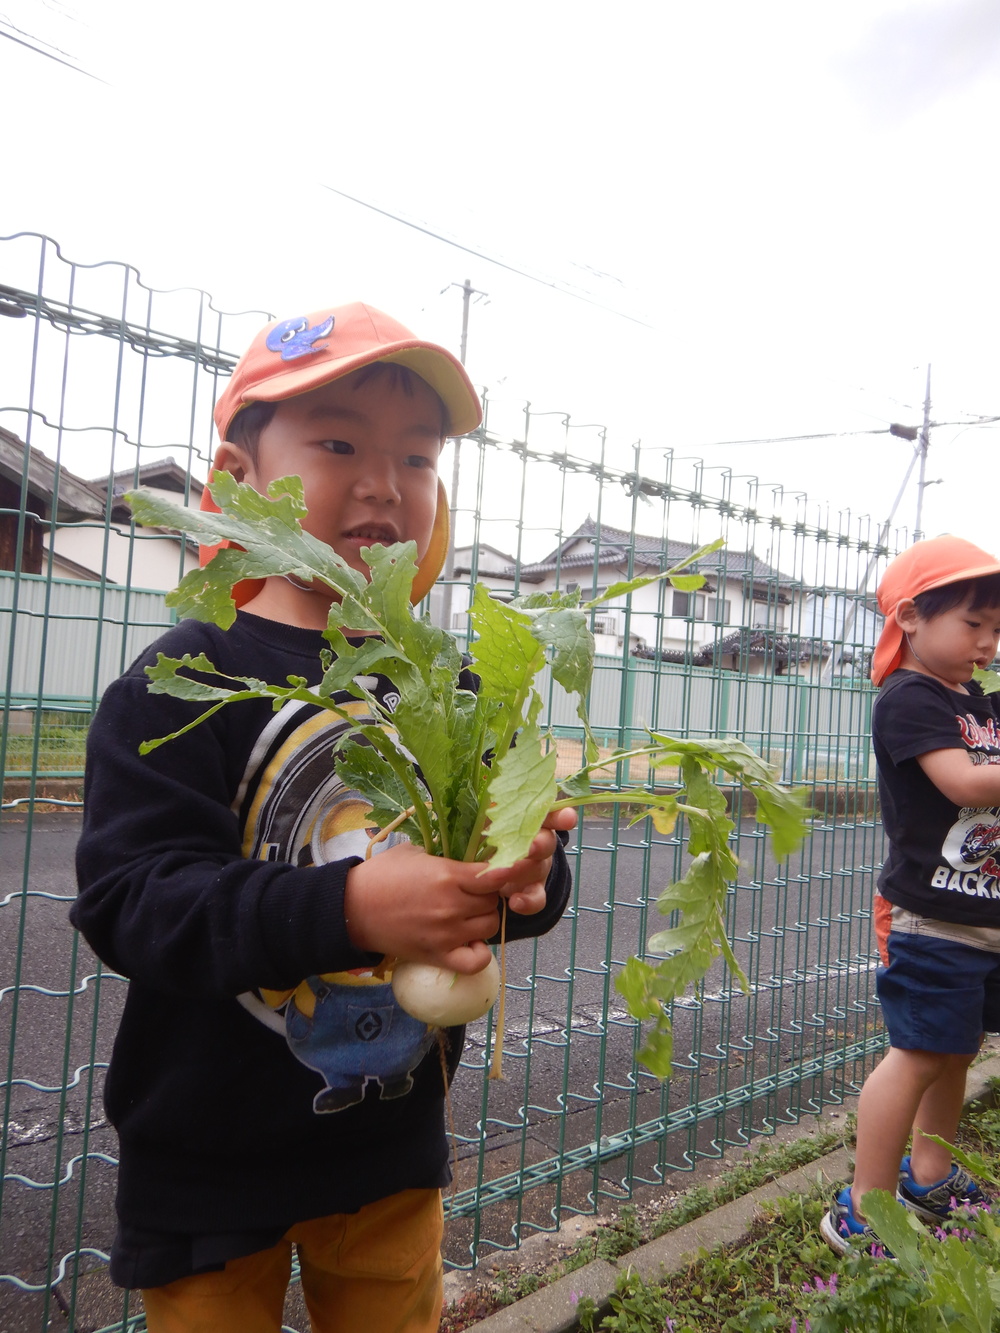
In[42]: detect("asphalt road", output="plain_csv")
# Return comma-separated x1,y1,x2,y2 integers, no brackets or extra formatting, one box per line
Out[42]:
0,806,886,1332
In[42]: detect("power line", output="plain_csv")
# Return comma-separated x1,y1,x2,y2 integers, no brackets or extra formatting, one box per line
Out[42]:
320,182,653,329
691,417,1000,450
693,427,896,448
0,21,106,82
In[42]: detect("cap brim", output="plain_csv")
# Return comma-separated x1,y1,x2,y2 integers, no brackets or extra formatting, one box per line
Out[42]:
233,341,482,438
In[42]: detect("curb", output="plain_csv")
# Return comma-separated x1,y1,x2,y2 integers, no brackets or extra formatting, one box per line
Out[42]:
468,1053,1000,1333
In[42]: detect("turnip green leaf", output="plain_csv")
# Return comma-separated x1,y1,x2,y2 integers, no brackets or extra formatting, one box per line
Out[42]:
129,476,812,1078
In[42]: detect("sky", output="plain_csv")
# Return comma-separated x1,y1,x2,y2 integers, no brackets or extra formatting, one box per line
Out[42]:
3,0,1000,557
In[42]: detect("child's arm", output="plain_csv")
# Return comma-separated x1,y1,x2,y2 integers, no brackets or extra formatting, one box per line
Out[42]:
74,674,389,997
917,749,1000,807
342,808,577,973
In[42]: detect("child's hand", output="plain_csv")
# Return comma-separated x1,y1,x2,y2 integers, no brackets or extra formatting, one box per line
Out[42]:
344,844,507,974
342,808,576,973
487,807,578,918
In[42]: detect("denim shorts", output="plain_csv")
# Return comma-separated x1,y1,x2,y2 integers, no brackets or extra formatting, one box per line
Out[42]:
876,930,1000,1053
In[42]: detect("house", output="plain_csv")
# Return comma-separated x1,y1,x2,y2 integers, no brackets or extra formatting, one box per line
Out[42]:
0,425,105,579
801,589,883,679
450,518,815,672
0,427,202,589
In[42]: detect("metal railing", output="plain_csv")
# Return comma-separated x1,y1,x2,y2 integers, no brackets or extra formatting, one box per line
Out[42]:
0,232,899,1333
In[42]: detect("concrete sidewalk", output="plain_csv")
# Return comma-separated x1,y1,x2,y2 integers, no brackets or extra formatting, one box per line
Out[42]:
469,1053,1000,1333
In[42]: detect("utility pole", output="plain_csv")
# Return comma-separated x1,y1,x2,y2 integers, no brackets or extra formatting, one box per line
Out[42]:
820,364,933,684
913,364,933,542
439,279,486,633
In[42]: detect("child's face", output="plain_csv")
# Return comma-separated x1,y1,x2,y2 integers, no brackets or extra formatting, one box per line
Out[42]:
897,594,1000,687
226,368,444,590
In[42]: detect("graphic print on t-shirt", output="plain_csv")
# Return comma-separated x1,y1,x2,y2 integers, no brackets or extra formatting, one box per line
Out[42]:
232,695,435,1114
931,709,1000,905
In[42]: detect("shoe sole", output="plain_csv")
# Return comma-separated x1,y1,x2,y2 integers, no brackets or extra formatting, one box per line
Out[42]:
819,1210,852,1256
820,1207,896,1259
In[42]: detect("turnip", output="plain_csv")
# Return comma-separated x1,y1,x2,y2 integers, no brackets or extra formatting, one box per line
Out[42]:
391,955,500,1027
129,473,812,1078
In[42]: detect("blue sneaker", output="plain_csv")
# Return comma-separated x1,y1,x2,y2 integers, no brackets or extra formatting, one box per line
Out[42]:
820,1186,893,1257
897,1156,991,1225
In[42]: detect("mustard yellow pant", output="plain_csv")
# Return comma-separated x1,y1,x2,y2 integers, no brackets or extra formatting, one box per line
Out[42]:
140,1188,444,1333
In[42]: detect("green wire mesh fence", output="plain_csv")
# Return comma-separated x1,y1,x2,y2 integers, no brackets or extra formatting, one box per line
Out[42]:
1,232,899,1333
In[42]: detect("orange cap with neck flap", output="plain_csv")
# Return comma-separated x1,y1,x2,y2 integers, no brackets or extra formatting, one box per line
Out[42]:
200,302,482,607
871,534,1000,685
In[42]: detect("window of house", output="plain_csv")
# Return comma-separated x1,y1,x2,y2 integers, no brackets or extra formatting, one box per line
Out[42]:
752,601,785,628
566,581,607,600
672,590,731,624
672,590,706,619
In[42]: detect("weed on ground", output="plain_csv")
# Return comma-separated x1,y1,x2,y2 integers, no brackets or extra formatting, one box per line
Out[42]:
440,1092,1000,1332
439,1130,845,1330
571,1095,1000,1332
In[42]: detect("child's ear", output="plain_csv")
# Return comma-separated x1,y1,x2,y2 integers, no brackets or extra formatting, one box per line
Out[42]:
895,598,921,632
212,442,251,483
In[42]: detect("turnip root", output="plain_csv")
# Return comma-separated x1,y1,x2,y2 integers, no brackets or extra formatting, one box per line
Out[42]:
391,955,500,1027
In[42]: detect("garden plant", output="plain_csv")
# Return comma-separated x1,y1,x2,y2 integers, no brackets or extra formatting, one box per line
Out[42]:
569,1112,1000,1332
128,472,811,1075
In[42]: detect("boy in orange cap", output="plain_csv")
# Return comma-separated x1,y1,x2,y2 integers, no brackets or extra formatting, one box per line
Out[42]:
72,304,575,1331
822,535,1000,1255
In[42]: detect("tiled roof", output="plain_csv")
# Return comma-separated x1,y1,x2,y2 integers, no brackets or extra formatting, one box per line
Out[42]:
0,426,104,519
634,627,826,667
518,518,795,589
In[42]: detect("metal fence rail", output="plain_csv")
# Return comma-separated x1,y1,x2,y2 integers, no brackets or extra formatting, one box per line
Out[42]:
0,233,900,1333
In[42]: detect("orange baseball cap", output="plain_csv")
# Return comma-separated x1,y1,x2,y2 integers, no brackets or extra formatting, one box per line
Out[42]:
213,302,482,442
871,534,1000,685
201,302,481,608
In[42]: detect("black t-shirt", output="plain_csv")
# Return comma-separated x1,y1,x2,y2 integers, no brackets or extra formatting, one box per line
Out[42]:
873,669,1000,925
72,612,571,1238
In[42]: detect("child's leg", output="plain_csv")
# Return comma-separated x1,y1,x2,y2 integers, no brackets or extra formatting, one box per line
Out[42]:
851,1046,952,1216
909,1048,978,1184
292,1188,444,1333
141,1238,292,1333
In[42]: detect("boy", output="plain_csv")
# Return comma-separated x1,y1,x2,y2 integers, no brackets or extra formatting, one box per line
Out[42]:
822,534,1000,1255
72,303,575,1332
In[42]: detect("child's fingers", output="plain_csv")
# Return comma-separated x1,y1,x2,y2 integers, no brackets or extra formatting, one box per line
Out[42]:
439,938,495,974
542,807,578,832
502,883,547,916
475,836,555,888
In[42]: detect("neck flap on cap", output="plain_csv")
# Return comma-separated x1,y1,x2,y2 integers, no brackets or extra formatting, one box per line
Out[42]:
871,535,1000,686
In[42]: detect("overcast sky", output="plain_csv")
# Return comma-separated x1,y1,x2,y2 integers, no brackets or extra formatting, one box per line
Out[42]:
4,0,1000,552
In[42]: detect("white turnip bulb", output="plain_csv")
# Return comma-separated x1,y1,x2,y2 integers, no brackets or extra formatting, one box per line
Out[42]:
391,955,500,1026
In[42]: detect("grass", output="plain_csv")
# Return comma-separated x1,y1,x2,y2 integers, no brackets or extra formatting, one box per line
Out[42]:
1,716,89,774
577,1193,836,1332
440,1092,1000,1333
439,1128,845,1331
572,1095,1000,1333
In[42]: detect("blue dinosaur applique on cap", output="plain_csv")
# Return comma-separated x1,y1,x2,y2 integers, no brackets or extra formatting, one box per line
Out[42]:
265,314,335,361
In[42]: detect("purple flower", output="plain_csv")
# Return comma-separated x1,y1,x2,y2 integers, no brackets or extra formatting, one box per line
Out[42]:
803,1274,838,1295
